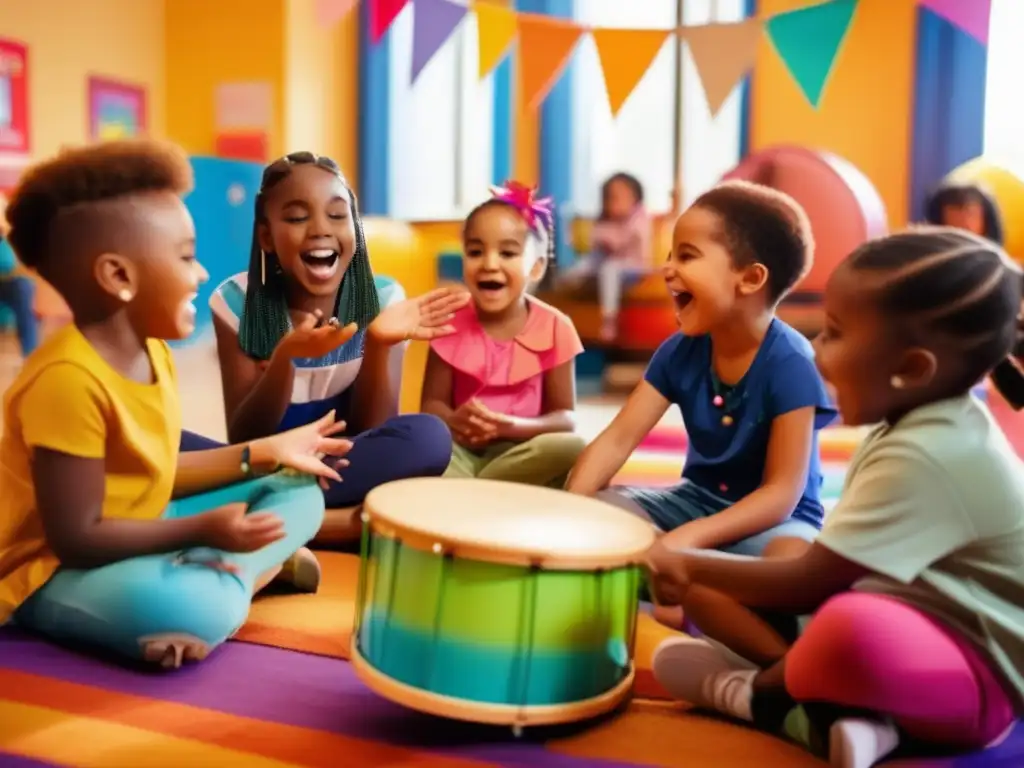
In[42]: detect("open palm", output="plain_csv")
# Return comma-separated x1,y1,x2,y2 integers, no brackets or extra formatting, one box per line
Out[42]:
368,285,471,345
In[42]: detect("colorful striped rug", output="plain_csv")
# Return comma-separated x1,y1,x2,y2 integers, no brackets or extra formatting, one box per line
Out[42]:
2,625,1022,767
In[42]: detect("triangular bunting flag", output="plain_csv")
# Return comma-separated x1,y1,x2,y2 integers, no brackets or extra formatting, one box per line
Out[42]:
517,13,584,112
370,0,409,43
411,0,469,82
590,28,671,116
473,1,519,79
765,0,858,108
919,0,990,45
316,0,359,27
683,19,762,116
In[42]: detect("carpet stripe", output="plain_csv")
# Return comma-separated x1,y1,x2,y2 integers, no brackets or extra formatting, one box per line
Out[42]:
0,670,492,768
0,635,643,768
0,755,63,768
0,700,297,768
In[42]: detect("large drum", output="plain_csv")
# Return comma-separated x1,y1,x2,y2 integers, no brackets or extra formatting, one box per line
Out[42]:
351,478,656,727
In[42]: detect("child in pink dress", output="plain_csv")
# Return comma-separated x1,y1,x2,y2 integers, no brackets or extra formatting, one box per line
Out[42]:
421,183,587,488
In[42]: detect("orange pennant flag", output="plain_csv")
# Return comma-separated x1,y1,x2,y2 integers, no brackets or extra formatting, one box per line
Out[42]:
683,19,763,116
473,1,518,79
517,13,585,113
591,28,671,116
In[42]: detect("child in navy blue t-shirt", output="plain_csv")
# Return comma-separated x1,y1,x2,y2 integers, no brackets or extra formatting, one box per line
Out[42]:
568,181,837,566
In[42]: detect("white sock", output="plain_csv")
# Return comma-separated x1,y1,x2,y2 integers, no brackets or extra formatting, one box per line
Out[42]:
829,718,899,768
700,668,757,722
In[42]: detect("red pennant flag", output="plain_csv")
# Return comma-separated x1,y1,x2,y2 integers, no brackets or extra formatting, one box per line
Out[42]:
370,0,409,43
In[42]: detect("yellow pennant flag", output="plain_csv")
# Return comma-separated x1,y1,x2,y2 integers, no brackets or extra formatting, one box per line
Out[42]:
590,28,671,116
473,1,518,79
517,13,584,113
683,18,763,116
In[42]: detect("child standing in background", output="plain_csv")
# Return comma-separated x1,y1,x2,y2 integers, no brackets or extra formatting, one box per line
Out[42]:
568,181,836,564
421,182,587,488
209,152,465,543
562,173,651,341
648,228,1024,768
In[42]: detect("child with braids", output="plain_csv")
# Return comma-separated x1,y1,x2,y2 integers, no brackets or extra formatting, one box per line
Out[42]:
420,182,586,487
209,152,465,543
648,228,1024,767
0,141,353,668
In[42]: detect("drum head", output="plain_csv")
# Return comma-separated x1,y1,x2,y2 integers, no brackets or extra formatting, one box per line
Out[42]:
363,478,656,569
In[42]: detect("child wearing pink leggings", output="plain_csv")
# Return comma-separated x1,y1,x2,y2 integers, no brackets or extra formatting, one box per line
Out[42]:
644,228,1024,767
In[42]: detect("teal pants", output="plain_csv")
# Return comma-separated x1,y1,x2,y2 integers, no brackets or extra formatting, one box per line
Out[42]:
14,472,324,661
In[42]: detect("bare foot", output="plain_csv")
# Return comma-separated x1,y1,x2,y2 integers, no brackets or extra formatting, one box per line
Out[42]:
652,603,686,630
275,547,321,593
139,633,210,669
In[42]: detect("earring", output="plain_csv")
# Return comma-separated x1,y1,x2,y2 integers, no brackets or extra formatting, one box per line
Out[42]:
117,288,133,303
890,375,905,390
261,250,267,285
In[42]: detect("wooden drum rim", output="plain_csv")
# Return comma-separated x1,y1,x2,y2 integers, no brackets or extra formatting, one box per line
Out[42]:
363,478,656,571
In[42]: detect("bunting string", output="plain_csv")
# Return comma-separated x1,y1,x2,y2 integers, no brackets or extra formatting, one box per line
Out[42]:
318,0,985,113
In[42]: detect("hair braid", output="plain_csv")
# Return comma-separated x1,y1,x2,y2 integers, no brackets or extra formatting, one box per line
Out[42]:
238,153,380,360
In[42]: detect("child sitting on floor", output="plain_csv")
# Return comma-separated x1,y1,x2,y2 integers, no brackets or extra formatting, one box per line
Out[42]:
420,182,587,488
924,180,1004,246
208,152,467,545
567,181,836,560
0,140,352,668
648,228,1024,768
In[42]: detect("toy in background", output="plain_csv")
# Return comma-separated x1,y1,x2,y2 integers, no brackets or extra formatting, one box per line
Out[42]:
351,477,655,731
557,173,652,343
422,182,587,489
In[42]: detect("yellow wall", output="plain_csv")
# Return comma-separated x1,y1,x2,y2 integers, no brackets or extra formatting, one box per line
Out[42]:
164,0,286,158
0,0,165,159
751,0,916,229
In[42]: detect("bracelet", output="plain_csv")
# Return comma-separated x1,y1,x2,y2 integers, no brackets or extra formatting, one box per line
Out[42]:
240,445,253,477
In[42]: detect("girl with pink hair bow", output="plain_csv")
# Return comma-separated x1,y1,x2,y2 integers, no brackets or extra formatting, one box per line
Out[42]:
420,182,588,487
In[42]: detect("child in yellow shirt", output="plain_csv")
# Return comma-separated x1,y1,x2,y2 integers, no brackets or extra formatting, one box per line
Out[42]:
0,140,352,668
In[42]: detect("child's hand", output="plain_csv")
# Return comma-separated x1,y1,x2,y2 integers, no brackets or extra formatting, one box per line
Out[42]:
644,540,691,606
367,286,470,345
448,399,507,448
199,503,286,552
277,310,358,360
252,410,353,487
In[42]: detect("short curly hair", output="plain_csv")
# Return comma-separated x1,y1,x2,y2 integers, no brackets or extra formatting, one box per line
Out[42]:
693,180,814,304
5,140,193,272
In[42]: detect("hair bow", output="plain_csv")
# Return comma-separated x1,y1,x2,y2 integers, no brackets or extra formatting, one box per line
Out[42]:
489,181,554,232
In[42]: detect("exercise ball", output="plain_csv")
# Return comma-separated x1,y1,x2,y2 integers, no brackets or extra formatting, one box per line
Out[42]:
947,158,1024,264
724,146,889,295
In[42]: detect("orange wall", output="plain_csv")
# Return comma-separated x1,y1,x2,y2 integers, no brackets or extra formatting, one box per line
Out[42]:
0,0,165,159
751,0,916,230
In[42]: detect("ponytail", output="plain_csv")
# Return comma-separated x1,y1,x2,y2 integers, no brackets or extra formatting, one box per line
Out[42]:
990,278,1024,410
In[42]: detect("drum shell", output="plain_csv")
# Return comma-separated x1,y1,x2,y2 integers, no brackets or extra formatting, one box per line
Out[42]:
354,529,642,708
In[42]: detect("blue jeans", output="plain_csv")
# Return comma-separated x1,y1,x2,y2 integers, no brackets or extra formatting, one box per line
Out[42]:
0,276,39,355
181,413,453,507
14,472,324,661
613,480,820,556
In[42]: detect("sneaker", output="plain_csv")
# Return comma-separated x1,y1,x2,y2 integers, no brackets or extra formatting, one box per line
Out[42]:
652,636,758,720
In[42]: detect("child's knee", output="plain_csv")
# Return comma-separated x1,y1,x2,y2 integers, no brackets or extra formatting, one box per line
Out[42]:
389,413,453,475
526,432,586,468
785,594,879,700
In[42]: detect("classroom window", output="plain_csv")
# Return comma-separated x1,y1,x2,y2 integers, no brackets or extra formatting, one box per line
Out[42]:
571,0,745,217
984,0,1024,177
388,2,494,220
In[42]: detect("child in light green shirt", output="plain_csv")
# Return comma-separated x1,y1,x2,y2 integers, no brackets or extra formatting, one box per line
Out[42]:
644,228,1024,767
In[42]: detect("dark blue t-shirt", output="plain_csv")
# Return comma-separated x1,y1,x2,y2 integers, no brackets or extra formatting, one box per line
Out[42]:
644,319,837,528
